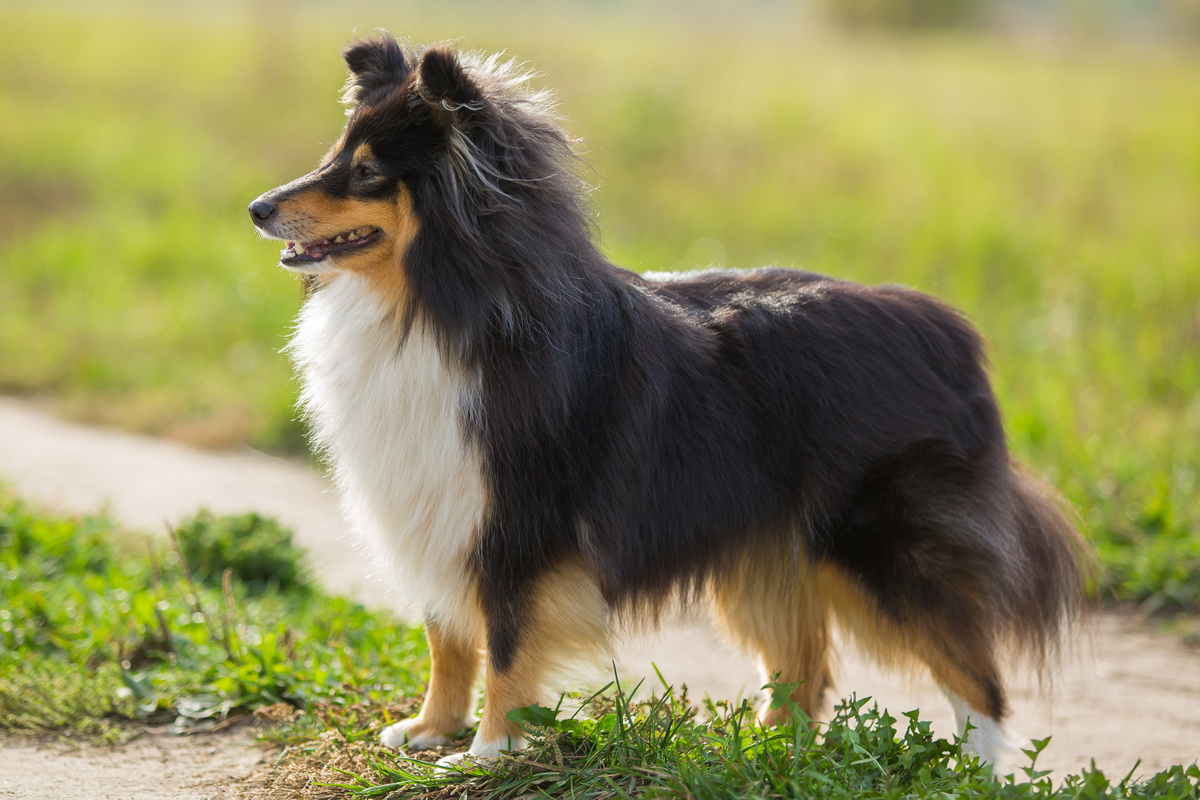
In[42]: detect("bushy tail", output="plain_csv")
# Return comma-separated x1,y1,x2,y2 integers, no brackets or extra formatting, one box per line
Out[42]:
1006,465,1092,669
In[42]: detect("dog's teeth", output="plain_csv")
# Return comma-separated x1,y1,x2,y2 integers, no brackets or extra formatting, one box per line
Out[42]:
334,235,345,243
294,243,306,255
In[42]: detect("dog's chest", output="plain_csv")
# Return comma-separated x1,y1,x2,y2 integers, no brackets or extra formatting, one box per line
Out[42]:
290,276,488,623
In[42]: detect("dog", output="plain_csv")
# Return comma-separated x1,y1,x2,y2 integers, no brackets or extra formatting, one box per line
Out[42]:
249,33,1085,767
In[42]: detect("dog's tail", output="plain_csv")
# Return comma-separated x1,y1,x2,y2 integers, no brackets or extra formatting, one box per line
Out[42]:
1004,465,1091,670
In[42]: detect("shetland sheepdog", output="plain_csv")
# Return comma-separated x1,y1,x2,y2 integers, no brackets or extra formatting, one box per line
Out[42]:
249,33,1085,767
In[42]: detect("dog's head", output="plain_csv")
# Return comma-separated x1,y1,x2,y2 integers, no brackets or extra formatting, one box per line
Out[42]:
249,34,581,309
245,36,435,279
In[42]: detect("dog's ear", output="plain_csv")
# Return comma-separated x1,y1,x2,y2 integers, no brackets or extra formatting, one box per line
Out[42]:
342,34,409,105
416,44,484,128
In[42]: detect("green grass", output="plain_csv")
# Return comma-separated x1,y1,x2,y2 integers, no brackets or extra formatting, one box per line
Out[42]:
4,496,1197,799
1,4,1198,610
339,689,1200,800
0,493,427,741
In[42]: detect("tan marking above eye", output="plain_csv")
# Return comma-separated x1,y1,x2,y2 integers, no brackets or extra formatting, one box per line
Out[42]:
352,142,374,166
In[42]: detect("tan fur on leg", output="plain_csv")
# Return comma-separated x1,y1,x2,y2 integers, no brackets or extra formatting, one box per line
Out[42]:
712,547,833,726
818,564,1007,721
381,620,482,750
441,559,610,764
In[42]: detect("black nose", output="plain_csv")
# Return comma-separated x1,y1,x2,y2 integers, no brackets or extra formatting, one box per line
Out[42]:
248,199,276,223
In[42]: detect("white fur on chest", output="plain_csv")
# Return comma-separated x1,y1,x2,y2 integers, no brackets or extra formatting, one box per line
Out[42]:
289,275,487,641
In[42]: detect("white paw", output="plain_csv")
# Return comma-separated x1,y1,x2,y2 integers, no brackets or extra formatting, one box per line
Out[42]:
434,734,529,768
380,718,453,751
941,689,1013,768
434,750,483,769
960,716,1013,768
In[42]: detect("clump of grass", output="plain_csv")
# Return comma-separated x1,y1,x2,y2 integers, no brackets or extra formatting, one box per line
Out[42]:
175,510,310,594
245,699,460,800
0,661,137,744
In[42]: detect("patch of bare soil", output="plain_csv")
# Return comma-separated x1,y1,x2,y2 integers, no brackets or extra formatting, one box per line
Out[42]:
0,723,268,800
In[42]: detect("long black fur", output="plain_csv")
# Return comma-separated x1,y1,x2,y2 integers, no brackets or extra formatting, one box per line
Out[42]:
334,35,1084,712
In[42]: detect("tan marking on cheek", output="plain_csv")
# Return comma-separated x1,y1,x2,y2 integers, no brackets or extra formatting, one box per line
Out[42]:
276,190,379,230
275,185,420,307
347,187,419,308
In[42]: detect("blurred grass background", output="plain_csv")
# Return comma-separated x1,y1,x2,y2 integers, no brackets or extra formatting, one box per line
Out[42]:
1,0,1198,610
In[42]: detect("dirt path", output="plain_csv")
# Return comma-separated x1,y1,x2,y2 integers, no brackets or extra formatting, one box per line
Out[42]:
0,726,266,800
1,397,1198,796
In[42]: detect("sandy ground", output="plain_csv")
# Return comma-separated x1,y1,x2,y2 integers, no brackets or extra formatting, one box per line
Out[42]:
1,397,1198,797
0,726,266,800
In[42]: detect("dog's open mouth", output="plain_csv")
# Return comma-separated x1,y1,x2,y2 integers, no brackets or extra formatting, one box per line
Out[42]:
281,227,382,264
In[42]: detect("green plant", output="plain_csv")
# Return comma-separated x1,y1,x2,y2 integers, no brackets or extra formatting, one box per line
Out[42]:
175,510,310,594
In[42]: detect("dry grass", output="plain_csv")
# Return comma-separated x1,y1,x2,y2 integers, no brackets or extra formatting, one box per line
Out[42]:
244,731,374,800
244,698,476,800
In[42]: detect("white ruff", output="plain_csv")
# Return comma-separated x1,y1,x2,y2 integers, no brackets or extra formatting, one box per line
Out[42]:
289,274,487,642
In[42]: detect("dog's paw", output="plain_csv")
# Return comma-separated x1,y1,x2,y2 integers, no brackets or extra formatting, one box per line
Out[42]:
380,717,469,751
434,750,484,769
434,734,529,768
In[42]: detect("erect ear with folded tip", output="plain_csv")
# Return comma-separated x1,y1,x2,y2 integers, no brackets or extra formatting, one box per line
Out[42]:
342,33,410,105
417,45,484,128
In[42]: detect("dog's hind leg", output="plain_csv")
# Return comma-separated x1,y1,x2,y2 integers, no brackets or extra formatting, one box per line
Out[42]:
438,559,610,766
816,563,1012,762
711,549,834,726
814,446,1031,766
916,627,1010,765
943,686,1009,767
818,563,1012,766
381,618,482,750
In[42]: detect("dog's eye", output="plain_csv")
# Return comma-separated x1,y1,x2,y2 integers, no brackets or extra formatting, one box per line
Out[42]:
352,164,375,180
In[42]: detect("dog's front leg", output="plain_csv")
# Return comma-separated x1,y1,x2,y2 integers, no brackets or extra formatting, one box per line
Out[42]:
434,611,538,766
436,558,610,767
437,647,536,764
381,618,482,750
